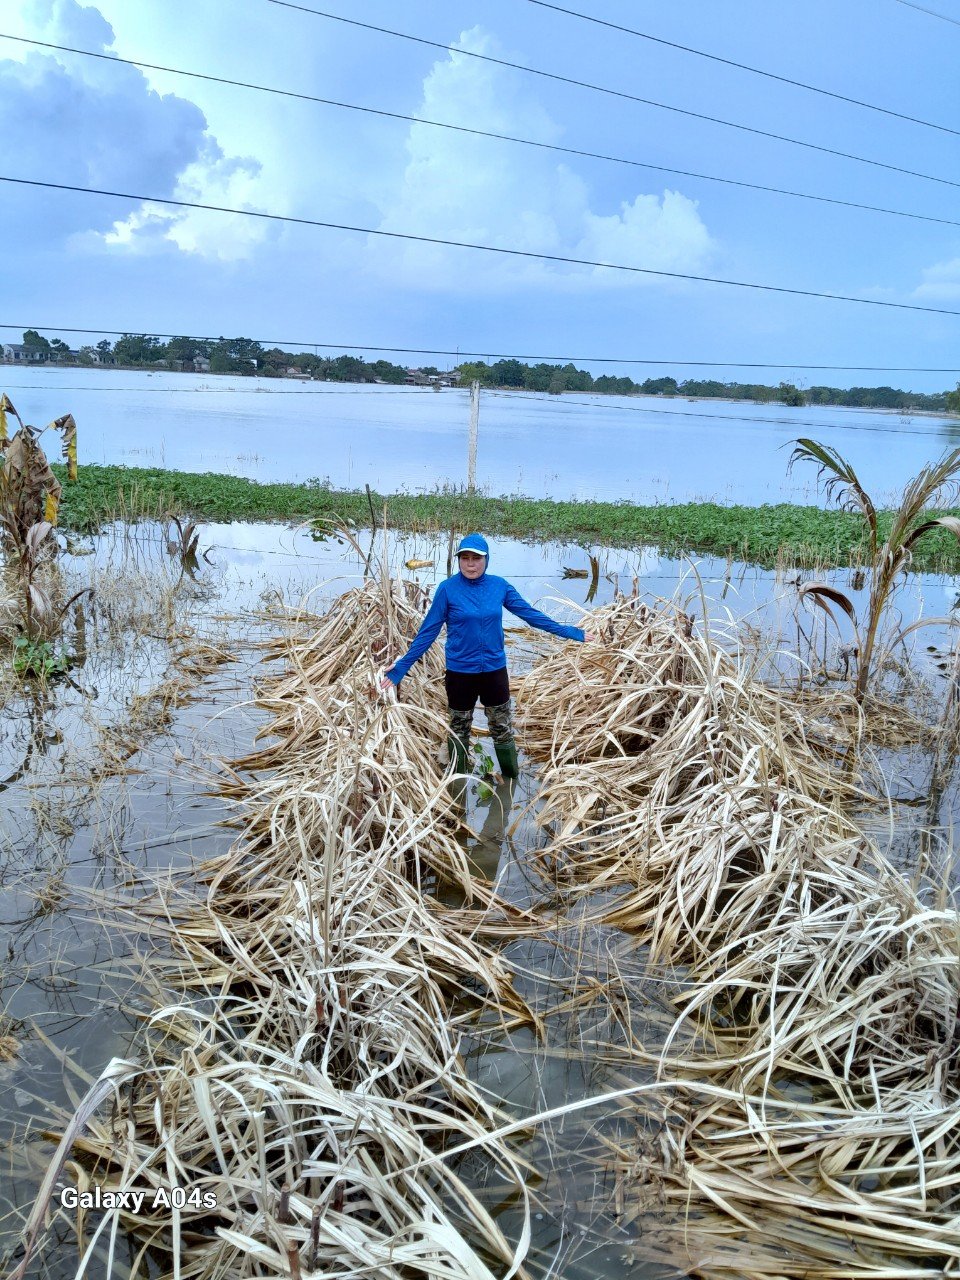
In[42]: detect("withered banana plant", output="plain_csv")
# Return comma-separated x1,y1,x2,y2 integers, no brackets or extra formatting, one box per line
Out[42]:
0,397,86,642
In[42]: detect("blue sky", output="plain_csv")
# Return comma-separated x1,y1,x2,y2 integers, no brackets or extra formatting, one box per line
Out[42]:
2,0,958,390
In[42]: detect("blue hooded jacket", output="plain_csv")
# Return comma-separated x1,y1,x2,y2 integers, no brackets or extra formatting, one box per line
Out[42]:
385,533,585,684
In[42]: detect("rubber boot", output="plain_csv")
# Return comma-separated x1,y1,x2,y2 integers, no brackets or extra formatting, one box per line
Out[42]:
448,732,469,775
493,738,519,780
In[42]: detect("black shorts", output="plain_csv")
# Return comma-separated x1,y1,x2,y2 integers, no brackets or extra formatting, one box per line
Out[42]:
445,667,510,711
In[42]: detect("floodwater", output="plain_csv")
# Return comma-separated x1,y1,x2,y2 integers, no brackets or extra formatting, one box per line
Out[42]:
2,521,959,1278
4,366,959,505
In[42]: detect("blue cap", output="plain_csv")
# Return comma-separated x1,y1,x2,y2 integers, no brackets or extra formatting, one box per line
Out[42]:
456,533,489,559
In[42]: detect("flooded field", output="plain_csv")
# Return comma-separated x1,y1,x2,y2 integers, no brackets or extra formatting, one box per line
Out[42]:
2,517,960,1278
5,366,959,504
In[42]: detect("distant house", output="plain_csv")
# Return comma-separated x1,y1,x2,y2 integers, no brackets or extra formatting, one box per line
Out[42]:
412,369,461,388
193,355,211,373
2,343,46,363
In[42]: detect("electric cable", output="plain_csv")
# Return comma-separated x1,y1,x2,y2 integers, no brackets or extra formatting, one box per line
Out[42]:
0,382,439,395
4,382,951,423
3,325,959,373
264,0,960,191
894,0,960,26
5,373,949,438
1,32,954,230
2,174,958,317
489,389,957,438
527,0,960,136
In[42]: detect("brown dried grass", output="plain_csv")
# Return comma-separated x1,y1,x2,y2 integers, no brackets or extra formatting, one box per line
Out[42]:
18,572,540,1279
516,593,960,1278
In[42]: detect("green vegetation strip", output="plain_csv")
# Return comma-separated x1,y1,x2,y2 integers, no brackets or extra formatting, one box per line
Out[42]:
54,464,960,573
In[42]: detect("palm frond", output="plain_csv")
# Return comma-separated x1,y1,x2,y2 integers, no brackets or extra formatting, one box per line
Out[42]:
788,437,877,551
887,449,960,548
903,513,960,556
797,581,861,647
888,613,960,650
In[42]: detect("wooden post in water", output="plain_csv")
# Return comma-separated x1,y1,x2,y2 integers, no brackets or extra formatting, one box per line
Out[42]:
467,380,479,492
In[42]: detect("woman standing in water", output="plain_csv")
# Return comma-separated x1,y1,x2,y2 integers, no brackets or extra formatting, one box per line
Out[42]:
380,533,595,778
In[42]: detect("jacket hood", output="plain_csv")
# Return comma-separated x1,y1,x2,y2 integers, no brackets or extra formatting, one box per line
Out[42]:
456,533,489,561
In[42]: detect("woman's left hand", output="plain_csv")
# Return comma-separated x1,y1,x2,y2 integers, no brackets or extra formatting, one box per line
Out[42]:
584,631,598,642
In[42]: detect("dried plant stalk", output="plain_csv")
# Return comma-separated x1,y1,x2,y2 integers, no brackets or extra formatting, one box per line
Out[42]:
517,594,960,1278
22,574,538,1280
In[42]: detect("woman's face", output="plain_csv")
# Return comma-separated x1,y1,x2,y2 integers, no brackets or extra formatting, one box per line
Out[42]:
458,551,486,580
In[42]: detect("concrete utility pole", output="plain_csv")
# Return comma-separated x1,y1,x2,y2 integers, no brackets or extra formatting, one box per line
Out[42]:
467,380,479,491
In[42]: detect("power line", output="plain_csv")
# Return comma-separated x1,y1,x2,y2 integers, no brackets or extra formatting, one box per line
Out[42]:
1,33,954,232
3,326,960,373
264,0,960,191
528,0,960,137
489,389,956,438
0,382,437,395
3,174,959,318
894,0,960,26
5,384,948,429
3,378,950,437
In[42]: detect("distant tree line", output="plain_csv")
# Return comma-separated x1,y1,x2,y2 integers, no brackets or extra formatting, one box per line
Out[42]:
457,359,956,412
9,331,413,383
7,331,959,412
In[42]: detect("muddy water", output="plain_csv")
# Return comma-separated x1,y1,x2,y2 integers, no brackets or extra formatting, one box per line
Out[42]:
449,773,686,1277
2,519,958,1277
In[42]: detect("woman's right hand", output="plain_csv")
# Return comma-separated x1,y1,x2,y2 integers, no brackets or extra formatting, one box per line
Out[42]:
379,676,394,693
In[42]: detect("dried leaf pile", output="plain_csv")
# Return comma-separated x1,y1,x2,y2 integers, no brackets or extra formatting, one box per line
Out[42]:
516,595,960,1277
20,575,536,1280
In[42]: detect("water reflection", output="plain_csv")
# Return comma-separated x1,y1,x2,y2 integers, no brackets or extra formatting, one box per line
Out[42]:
470,778,515,882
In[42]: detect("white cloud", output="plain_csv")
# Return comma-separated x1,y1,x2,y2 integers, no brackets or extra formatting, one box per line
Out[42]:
0,0,266,259
574,190,714,283
102,153,270,262
369,27,714,292
15,0,114,47
913,255,960,302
